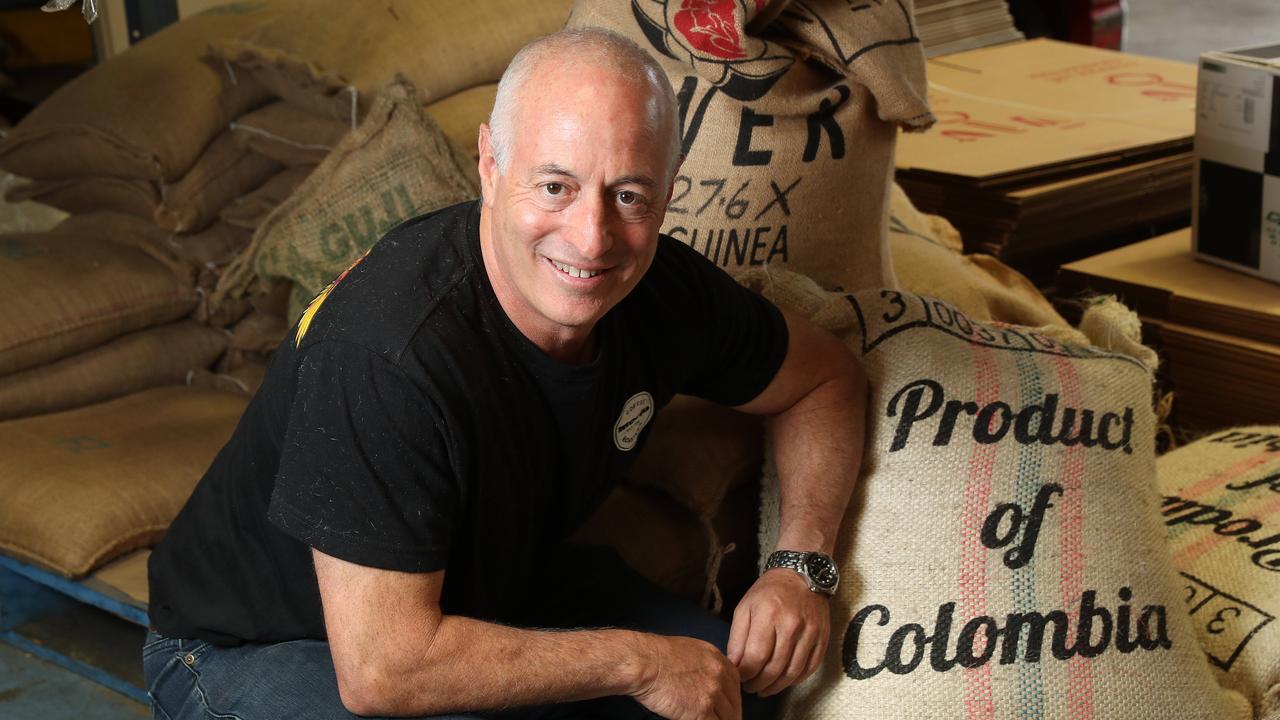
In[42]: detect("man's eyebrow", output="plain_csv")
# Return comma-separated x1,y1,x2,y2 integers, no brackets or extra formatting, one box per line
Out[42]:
610,174,657,188
530,165,656,188
532,164,576,178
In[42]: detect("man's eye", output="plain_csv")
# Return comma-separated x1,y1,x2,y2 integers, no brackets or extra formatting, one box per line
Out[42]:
617,190,639,206
544,183,565,196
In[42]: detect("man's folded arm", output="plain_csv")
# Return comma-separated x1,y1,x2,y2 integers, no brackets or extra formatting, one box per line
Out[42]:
732,306,866,556
725,307,868,696
313,549,744,719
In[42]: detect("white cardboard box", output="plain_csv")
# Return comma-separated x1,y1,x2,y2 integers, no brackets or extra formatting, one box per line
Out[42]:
1193,42,1280,284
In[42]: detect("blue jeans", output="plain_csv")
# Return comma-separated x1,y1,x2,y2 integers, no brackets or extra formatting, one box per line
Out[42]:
144,546,778,719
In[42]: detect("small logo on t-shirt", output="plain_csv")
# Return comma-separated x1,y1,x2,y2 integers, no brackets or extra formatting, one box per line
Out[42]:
614,391,655,451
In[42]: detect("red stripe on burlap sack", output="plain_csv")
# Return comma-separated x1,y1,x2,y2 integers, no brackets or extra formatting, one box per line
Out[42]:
1177,452,1277,502
962,343,1000,720
1172,494,1280,567
1051,354,1095,719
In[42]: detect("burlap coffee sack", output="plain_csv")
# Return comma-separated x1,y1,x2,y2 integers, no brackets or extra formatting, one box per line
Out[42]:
425,83,498,164
171,221,253,268
587,452,777,614
0,213,196,376
213,309,288,375
888,182,1076,331
187,240,250,330
626,394,764,519
195,292,253,330
0,173,68,233
155,131,282,233
206,0,571,123
230,100,349,167
0,3,280,182
197,272,289,331
218,165,315,230
753,274,1250,719
572,484,711,603
568,0,933,292
0,385,248,577
581,396,765,612
1156,427,1280,718
228,310,288,354
1075,296,1158,372
249,274,292,318
709,478,763,615
215,79,479,323
186,358,267,398
89,549,150,608
6,175,160,218
0,322,227,421
196,265,220,295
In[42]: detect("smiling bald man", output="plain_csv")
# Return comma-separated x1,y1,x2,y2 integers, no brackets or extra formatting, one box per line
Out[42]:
145,28,867,720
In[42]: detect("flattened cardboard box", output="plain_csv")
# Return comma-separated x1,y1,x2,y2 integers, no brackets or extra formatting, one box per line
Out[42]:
1193,42,1280,284
1057,229,1280,346
897,38,1197,184
915,0,1023,58
1059,228,1280,429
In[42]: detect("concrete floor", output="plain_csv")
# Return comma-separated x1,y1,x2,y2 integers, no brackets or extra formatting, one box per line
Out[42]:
1125,0,1280,62
0,642,147,720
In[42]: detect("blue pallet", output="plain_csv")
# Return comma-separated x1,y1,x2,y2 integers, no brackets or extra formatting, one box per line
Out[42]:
0,555,148,704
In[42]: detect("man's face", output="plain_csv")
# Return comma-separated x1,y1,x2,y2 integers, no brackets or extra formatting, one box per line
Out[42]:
478,63,673,358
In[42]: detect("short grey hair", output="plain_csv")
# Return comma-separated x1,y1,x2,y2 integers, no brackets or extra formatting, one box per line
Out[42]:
488,27,681,182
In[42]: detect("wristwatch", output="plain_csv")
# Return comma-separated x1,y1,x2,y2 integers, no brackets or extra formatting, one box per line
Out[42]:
764,550,840,596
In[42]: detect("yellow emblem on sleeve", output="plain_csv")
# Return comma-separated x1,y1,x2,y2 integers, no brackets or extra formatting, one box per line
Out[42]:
294,252,370,347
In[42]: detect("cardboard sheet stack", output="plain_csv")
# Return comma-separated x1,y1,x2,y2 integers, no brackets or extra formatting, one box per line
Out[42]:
914,0,1023,57
1057,228,1280,433
896,39,1198,283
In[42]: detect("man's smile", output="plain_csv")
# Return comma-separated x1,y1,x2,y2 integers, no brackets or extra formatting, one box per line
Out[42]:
546,257,607,280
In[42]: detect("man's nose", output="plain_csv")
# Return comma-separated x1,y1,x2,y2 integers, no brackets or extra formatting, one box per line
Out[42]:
569,191,613,260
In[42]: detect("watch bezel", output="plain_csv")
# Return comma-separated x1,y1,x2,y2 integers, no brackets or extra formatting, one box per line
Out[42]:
804,552,839,592
766,549,840,596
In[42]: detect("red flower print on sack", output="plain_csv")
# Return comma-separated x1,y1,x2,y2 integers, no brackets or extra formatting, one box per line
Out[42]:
673,0,745,60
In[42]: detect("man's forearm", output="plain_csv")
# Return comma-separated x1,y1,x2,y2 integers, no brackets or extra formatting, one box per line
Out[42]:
343,616,647,716
769,357,866,555
316,549,737,719
726,334,865,695
733,308,868,556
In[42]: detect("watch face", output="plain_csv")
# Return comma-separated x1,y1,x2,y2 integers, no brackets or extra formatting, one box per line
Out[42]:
806,554,839,589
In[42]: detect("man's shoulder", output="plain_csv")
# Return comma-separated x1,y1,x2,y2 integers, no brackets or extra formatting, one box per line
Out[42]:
629,232,735,308
653,231,708,267
291,200,482,366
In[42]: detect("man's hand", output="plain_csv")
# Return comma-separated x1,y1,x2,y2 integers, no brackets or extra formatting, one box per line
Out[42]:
726,568,830,697
632,635,743,720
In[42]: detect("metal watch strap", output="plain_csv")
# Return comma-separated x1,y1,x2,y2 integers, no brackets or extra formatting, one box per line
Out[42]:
765,550,809,575
765,550,837,596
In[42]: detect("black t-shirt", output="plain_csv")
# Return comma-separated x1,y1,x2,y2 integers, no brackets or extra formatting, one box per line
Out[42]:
148,200,788,645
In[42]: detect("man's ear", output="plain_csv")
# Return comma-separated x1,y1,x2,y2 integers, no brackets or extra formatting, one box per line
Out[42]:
664,154,686,205
477,123,498,207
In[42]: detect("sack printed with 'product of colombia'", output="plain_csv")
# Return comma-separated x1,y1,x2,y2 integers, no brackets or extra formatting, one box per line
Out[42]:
568,0,933,292
1157,427,1280,717
754,279,1250,718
